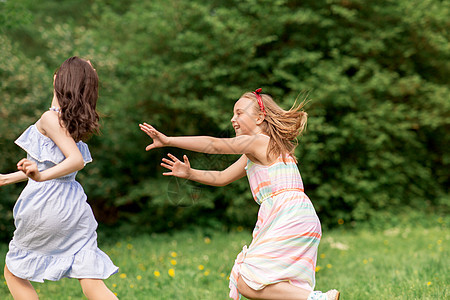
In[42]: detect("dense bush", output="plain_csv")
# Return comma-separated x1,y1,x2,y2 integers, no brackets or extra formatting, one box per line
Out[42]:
1,0,448,241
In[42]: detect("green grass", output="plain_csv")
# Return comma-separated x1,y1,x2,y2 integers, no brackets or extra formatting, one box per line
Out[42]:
0,220,448,299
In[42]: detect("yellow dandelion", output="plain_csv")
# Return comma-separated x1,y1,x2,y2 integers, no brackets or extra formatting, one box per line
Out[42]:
130,284,134,288
171,251,177,257
154,271,160,277
327,264,332,269
338,219,344,225
320,253,326,259
137,275,142,280
363,259,368,264
437,240,442,245
427,281,432,286
119,273,127,279
198,264,205,270
204,270,210,276
220,273,226,278
127,244,133,250
112,283,117,288
114,292,118,296
116,242,122,248
237,226,244,232
204,237,211,244
171,259,177,265
315,266,321,272
168,268,175,277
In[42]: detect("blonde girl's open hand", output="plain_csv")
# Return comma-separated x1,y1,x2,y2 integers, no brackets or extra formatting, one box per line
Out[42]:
161,153,191,179
139,123,169,151
17,158,42,182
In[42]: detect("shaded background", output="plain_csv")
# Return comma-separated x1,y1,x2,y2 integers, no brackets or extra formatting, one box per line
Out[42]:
1,0,448,241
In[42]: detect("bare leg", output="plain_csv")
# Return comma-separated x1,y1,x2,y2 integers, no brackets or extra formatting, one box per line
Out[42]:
79,278,118,300
237,276,311,300
4,265,39,300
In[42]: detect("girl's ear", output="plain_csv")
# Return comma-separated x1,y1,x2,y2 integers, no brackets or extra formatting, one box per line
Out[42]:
255,113,265,125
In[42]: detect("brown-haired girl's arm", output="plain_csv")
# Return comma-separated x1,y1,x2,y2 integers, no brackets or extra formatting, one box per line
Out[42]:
17,111,85,182
140,123,266,157
161,153,247,187
0,171,28,186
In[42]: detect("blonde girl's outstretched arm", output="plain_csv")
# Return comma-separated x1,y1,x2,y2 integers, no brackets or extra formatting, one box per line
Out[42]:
140,123,266,157
17,111,85,182
161,153,247,187
0,171,28,186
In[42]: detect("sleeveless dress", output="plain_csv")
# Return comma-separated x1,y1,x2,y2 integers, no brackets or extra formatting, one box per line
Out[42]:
229,155,321,300
5,124,118,282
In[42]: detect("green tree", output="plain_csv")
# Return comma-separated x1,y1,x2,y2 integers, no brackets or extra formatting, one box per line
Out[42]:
1,0,448,241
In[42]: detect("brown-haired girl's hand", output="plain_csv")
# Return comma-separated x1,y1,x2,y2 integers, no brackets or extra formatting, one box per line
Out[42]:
139,123,170,151
161,153,191,179
17,159,42,182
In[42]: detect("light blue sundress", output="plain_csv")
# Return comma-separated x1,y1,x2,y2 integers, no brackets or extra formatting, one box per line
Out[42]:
5,124,118,282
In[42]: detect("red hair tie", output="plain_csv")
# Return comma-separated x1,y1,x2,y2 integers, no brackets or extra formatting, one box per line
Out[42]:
252,88,266,116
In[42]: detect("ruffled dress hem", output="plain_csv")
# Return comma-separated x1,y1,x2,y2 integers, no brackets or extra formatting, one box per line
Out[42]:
6,241,118,283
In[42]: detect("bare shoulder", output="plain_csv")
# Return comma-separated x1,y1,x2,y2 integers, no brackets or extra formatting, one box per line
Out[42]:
241,134,270,164
36,111,62,136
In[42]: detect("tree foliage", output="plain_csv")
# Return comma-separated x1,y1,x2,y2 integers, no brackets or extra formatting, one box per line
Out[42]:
0,0,448,240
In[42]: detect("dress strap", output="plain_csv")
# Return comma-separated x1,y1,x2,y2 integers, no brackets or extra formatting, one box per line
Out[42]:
49,106,61,113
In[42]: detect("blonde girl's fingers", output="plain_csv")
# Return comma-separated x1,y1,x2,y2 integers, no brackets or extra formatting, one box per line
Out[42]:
183,155,190,167
167,153,180,162
162,172,173,176
139,124,154,135
162,158,174,166
140,123,154,132
161,163,173,170
143,122,154,129
140,126,152,136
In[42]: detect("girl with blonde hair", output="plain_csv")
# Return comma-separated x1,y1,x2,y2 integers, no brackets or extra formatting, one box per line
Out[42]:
140,88,339,300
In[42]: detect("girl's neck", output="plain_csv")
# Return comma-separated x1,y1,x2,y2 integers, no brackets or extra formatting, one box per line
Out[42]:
50,93,60,110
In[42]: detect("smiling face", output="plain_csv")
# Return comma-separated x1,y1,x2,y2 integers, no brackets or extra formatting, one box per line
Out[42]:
231,97,262,136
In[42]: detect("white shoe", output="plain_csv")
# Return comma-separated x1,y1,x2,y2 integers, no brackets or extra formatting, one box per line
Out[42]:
326,289,340,300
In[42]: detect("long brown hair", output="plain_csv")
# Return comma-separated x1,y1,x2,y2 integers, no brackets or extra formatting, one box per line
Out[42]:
54,56,100,142
240,91,308,163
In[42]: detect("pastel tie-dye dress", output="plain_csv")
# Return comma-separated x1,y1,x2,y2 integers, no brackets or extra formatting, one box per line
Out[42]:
229,155,321,299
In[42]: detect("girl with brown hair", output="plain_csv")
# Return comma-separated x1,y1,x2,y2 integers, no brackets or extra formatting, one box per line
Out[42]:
0,57,118,299
140,88,339,300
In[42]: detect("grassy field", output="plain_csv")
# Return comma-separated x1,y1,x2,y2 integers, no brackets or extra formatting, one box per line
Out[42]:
0,219,448,299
